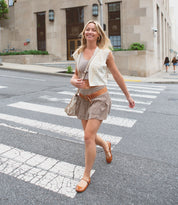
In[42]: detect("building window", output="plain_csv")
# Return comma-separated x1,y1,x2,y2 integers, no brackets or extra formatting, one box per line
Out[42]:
110,36,121,48
66,7,84,39
108,2,121,48
66,7,84,26
9,0,14,7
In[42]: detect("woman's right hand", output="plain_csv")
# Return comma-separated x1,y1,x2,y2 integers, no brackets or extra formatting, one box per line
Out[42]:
70,77,86,89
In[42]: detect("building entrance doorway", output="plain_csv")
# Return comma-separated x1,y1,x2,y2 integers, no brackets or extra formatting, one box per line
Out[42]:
66,7,84,60
36,12,46,51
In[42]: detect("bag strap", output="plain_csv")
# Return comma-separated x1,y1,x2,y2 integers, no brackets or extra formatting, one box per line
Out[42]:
75,47,99,95
82,47,98,80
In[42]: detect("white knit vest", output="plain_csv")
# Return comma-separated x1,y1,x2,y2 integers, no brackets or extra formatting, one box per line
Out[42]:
73,47,111,86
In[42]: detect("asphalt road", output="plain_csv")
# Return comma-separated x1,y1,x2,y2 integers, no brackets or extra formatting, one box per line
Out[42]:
0,69,177,205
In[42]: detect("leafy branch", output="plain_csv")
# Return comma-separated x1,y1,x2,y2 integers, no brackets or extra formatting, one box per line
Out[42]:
0,0,8,20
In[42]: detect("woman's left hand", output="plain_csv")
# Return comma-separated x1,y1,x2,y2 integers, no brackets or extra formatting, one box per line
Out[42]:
127,96,135,108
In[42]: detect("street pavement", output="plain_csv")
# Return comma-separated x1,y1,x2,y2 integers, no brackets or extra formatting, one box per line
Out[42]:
0,61,178,84
0,68,177,204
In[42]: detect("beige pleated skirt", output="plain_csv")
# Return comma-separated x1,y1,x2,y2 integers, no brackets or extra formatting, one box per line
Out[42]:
76,86,111,120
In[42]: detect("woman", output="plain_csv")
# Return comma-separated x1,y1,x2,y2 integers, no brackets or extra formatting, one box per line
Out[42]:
172,56,177,73
70,20,135,193
164,57,170,72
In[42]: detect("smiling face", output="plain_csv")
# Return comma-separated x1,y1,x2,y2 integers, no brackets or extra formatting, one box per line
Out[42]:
84,23,100,43
79,20,112,51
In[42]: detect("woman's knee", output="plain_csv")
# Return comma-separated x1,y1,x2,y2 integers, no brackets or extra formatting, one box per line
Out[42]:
84,131,95,144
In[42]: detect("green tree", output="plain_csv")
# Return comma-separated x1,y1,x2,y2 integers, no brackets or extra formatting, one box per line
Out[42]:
0,0,8,20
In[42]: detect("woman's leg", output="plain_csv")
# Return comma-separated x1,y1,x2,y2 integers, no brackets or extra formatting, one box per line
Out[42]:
173,65,176,72
81,121,112,164
166,65,168,72
83,119,102,177
95,134,112,159
76,119,102,189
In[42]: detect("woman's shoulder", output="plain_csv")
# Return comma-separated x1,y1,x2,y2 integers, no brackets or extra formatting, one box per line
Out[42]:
96,47,112,62
98,47,112,56
99,47,111,52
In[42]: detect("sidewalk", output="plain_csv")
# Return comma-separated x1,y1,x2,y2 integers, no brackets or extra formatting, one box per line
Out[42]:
0,62,178,84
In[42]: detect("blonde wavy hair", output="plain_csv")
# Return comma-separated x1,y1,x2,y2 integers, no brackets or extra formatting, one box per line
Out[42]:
77,20,112,53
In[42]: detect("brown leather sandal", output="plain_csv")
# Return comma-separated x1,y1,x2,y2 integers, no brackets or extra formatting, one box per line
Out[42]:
106,141,112,163
75,177,91,193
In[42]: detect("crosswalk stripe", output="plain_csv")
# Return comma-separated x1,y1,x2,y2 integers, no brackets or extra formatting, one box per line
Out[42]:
107,83,165,91
126,85,165,91
39,97,146,113
112,104,145,113
0,143,95,198
58,90,157,99
58,91,154,105
58,91,78,96
0,113,122,145
108,87,160,94
8,102,136,127
0,122,38,134
0,86,7,89
111,97,152,105
127,83,166,89
56,93,152,105
108,82,166,89
39,95,61,102
0,74,46,81
109,91,157,99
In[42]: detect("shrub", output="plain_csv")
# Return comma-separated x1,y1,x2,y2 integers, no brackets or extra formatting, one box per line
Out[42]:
0,50,49,56
66,66,73,73
130,43,144,50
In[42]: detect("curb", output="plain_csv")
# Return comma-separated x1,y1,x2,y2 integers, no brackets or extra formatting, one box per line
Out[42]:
0,67,73,77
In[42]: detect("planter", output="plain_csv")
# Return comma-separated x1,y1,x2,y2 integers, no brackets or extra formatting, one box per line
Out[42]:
113,50,158,77
0,54,55,64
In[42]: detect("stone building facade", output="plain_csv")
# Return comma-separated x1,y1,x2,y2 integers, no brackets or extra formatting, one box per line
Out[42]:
0,0,173,76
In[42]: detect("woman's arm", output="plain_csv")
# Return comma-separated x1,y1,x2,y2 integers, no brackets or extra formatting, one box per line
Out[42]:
70,66,87,89
106,52,135,108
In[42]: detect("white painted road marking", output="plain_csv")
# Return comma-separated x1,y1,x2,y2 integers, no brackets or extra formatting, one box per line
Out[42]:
111,97,152,105
0,113,122,145
58,90,156,100
0,122,38,134
112,104,145,113
39,95,61,102
0,86,7,89
108,82,166,89
126,85,165,91
57,92,152,105
108,86,160,94
109,91,157,99
8,102,136,127
0,74,45,81
0,143,95,198
107,84,165,91
41,95,147,114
